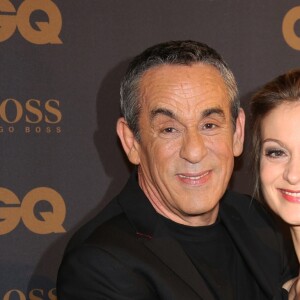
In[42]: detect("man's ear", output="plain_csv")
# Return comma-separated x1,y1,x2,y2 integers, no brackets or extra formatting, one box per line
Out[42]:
233,108,245,157
116,117,141,165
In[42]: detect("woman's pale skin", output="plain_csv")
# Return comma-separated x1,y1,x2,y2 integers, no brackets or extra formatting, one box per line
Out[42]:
260,101,300,295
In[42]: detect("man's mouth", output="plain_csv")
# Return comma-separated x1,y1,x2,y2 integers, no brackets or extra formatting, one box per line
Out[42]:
177,171,211,185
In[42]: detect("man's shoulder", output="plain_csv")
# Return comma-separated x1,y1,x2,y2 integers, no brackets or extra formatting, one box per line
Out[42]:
222,189,253,206
64,196,124,253
222,190,264,212
86,213,137,247
221,189,275,226
221,189,292,245
64,171,151,254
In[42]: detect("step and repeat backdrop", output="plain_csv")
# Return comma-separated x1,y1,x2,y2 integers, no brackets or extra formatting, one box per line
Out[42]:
0,0,300,299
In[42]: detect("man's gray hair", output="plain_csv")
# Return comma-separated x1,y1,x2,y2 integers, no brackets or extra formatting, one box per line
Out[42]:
120,40,239,139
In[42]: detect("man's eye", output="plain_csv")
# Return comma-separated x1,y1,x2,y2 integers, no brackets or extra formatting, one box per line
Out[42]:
203,123,217,130
163,127,177,133
265,149,286,158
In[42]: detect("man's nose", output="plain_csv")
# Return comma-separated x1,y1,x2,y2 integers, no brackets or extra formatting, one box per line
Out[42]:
179,130,208,163
283,155,300,185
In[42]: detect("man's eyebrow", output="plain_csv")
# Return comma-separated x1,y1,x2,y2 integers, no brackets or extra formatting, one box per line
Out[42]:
202,107,225,119
150,106,225,122
150,108,176,121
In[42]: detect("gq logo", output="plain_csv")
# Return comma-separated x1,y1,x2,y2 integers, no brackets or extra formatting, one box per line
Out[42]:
0,187,66,235
0,0,62,44
283,6,300,50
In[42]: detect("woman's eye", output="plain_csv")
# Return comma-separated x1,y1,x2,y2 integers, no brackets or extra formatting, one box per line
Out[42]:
265,149,286,158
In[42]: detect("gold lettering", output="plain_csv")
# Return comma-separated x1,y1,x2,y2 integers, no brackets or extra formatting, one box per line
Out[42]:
0,99,23,123
17,0,62,44
21,187,66,234
0,188,21,235
48,288,57,300
26,99,43,123
45,99,62,124
3,289,26,300
0,187,66,235
282,6,300,50
0,0,17,42
29,289,43,300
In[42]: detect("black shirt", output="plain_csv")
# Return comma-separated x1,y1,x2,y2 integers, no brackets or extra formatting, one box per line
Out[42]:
161,216,265,300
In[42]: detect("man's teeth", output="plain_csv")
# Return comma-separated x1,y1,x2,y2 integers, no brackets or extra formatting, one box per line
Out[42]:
178,172,208,179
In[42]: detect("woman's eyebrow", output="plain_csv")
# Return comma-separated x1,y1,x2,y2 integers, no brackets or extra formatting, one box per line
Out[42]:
262,138,287,148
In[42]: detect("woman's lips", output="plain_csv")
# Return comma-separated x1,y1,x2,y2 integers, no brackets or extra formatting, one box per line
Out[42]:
177,171,211,186
280,189,300,203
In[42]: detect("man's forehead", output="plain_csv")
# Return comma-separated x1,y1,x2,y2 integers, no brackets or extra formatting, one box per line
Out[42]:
139,64,228,97
139,64,230,113
140,63,223,82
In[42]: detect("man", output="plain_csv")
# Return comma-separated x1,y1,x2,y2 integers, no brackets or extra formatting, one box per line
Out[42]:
57,41,297,299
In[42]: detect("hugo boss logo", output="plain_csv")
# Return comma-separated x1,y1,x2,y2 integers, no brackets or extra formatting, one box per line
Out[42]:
0,187,66,235
283,6,300,50
2,288,56,300
0,0,62,44
0,98,62,134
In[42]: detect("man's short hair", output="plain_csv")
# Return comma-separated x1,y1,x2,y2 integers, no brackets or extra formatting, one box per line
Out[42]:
120,40,239,139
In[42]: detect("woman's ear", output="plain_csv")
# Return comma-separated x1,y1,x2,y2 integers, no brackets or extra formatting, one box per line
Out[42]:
116,117,141,165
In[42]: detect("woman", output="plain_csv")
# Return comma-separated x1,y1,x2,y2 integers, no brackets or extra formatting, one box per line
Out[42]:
250,69,300,298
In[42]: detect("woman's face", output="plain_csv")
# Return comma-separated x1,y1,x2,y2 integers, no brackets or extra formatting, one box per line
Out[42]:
260,101,300,225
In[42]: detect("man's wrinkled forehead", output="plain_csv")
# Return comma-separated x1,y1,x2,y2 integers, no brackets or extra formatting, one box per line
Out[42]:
140,62,229,92
138,63,231,107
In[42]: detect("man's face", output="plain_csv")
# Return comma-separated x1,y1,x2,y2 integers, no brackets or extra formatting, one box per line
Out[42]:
119,64,244,226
